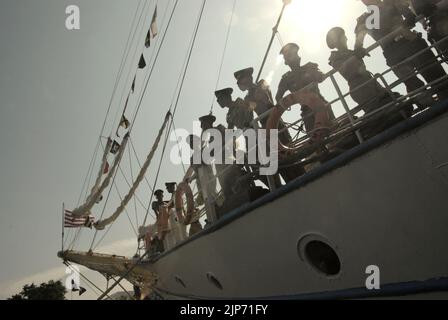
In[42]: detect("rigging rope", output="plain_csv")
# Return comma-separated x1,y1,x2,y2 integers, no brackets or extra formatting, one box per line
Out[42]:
64,262,113,299
172,119,187,174
71,139,112,217
141,117,173,228
128,145,140,229
276,31,284,48
110,179,139,237
77,139,101,206
110,0,155,138
94,112,171,231
88,135,130,249
128,0,180,134
95,0,208,298
116,163,154,217
87,0,177,250
129,137,154,193
141,0,208,227
65,0,146,249
210,0,238,114
72,136,128,218
90,0,182,246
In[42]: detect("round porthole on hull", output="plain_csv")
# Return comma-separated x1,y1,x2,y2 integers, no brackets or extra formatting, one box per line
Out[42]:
206,272,223,290
298,235,341,277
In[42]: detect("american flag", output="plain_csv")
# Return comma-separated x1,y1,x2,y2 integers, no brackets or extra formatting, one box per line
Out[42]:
64,210,95,228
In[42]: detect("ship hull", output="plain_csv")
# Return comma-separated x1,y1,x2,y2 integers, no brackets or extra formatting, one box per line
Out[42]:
142,101,448,299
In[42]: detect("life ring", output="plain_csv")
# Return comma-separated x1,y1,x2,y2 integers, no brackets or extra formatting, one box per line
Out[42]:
266,89,332,154
175,181,195,225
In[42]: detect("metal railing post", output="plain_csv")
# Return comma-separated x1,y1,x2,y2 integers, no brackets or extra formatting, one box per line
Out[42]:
375,74,408,119
329,74,364,144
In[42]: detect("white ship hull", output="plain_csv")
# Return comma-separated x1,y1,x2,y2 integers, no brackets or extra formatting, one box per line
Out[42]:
142,101,448,299
60,101,448,299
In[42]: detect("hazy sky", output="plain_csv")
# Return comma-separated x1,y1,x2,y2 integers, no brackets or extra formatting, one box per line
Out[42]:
0,0,434,299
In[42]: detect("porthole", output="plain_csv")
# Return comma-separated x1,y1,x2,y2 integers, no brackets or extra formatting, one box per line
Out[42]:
298,234,341,277
206,272,223,290
175,275,186,288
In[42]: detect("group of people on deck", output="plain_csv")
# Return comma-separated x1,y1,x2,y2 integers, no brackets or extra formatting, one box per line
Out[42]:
141,0,448,256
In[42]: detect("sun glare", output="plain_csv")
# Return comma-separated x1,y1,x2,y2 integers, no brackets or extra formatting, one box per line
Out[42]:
281,0,352,53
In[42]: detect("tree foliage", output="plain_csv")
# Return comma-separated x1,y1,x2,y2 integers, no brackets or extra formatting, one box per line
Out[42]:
8,280,66,300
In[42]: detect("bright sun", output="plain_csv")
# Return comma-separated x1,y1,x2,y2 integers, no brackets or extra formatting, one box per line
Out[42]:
280,0,352,53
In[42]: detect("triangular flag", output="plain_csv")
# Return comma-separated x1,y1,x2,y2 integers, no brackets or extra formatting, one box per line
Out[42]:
110,141,121,154
150,7,158,38
120,115,130,129
116,95,130,138
138,54,146,69
131,76,136,93
79,287,87,296
145,29,151,48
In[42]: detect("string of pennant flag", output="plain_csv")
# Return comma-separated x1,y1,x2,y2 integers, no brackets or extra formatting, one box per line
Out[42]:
113,5,158,144
71,6,159,212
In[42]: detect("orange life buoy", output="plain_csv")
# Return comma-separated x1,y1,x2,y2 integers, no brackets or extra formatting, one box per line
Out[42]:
175,181,195,225
267,89,332,153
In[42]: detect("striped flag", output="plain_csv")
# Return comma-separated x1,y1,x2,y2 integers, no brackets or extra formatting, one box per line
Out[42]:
64,210,95,228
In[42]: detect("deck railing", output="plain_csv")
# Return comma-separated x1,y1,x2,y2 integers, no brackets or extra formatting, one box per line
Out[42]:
191,26,448,224
161,24,448,246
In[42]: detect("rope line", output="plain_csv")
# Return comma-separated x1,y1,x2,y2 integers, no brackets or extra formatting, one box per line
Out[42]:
141,0,208,227
128,145,140,229
88,0,178,251
210,0,238,113
109,0,153,138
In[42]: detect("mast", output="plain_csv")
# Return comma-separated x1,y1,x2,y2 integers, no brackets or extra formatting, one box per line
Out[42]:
255,0,292,83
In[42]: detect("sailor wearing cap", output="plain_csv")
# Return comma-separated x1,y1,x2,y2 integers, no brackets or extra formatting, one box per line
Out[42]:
152,189,169,219
233,67,273,121
199,114,217,131
276,42,335,141
355,0,448,104
326,27,397,115
410,0,448,58
233,67,301,184
276,42,327,104
215,87,253,130
198,113,249,217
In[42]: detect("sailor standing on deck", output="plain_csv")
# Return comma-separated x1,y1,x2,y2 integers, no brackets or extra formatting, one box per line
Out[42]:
151,189,168,219
150,189,169,253
199,114,249,216
184,132,218,223
355,0,448,104
326,27,399,114
215,87,254,130
234,67,304,183
276,43,335,132
410,0,448,59
234,67,292,144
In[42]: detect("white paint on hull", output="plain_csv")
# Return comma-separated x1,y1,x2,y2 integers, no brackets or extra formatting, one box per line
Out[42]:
144,109,448,299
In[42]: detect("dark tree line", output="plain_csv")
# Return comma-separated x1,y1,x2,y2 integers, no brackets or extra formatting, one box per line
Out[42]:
8,280,66,300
